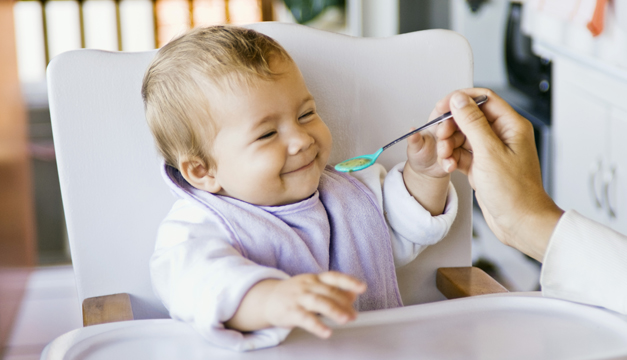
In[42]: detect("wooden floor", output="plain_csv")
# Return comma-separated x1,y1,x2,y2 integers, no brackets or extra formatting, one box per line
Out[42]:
2,266,81,360
0,268,30,358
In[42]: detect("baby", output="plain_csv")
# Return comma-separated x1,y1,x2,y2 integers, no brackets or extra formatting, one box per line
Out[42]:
142,25,458,351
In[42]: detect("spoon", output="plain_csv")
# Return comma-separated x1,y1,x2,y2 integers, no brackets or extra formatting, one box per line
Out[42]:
334,95,488,172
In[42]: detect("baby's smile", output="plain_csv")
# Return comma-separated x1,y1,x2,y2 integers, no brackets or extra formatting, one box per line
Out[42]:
192,58,332,206
282,154,318,175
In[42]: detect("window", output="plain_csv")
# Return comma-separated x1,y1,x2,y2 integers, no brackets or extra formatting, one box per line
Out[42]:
14,0,270,84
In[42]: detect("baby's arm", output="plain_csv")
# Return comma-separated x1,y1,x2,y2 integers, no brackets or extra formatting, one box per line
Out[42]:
151,201,291,351
226,272,366,338
152,200,366,350
402,127,450,215
403,109,467,215
348,164,458,267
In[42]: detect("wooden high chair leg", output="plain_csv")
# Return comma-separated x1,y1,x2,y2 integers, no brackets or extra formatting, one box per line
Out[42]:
82,293,134,326
436,267,508,299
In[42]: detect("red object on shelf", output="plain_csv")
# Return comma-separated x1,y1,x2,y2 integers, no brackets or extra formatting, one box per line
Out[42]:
587,0,608,37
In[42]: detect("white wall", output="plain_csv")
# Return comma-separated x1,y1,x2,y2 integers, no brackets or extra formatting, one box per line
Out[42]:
450,0,509,88
273,0,399,38
360,0,399,37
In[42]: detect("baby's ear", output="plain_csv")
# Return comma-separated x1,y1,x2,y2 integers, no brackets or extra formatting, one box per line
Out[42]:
178,157,222,193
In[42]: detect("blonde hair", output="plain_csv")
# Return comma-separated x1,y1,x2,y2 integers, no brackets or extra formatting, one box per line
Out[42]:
141,25,292,169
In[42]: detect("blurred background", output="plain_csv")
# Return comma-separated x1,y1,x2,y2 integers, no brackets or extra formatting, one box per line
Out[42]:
0,0,582,358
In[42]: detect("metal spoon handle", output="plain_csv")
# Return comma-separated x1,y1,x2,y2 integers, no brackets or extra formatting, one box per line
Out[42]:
381,95,488,151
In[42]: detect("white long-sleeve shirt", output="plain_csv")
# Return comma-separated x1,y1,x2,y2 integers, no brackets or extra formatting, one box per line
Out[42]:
150,163,458,351
541,210,627,315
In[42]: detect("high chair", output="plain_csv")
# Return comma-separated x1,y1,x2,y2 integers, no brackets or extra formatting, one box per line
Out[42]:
43,22,627,360
43,23,533,357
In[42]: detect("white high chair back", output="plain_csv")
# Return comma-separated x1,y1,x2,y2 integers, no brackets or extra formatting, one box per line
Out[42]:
47,23,473,320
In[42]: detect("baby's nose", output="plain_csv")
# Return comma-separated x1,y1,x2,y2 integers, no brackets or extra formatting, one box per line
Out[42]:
287,128,314,155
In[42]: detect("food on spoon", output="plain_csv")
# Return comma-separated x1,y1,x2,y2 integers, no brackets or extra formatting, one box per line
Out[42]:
338,157,371,169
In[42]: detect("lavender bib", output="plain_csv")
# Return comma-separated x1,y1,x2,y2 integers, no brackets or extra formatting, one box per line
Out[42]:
163,164,402,311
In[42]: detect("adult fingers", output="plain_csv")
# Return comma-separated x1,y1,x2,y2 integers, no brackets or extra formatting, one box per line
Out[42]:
449,92,503,155
435,118,457,140
318,271,367,294
436,120,472,153
445,147,473,176
437,88,506,125
437,130,466,158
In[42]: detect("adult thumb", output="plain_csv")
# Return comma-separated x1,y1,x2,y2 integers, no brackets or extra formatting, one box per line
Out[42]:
449,92,502,154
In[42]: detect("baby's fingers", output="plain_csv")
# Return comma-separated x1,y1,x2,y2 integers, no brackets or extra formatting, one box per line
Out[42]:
318,271,367,294
300,292,355,325
309,281,359,305
406,128,425,152
437,131,467,159
293,308,332,339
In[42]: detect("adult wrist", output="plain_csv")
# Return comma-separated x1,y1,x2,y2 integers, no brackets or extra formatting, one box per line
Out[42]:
511,202,564,262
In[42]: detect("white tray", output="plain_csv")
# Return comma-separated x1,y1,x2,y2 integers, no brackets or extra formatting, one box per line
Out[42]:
42,294,627,360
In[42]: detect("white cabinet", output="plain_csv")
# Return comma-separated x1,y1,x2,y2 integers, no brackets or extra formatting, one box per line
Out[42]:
553,56,627,231
608,107,627,234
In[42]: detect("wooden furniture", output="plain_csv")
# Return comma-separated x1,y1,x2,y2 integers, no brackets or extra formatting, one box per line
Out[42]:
47,22,505,328
436,267,508,299
0,0,36,350
82,293,134,327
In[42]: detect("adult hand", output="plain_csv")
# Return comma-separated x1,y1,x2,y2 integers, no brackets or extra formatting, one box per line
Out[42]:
434,89,564,261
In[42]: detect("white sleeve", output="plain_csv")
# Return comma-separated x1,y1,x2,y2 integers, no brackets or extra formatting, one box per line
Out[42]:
150,200,291,352
349,162,458,268
540,210,627,315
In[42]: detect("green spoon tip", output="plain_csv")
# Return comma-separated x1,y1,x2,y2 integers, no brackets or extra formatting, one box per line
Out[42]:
334,156,375,172
335,148,384,172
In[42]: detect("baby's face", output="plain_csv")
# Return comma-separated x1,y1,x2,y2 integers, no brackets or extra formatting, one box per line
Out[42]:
206,59,332,206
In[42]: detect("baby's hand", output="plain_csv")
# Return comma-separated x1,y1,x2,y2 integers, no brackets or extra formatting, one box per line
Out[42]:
406,112,467,178
431,102,473,175
401,110,466,215
405,126,449,179
264,271,366,338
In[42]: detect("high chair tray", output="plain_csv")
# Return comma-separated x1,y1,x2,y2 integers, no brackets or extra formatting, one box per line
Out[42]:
42,293,627,360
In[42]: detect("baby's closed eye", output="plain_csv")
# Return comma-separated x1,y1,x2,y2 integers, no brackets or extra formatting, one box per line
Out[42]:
298,111,315,122
257,131,277,140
